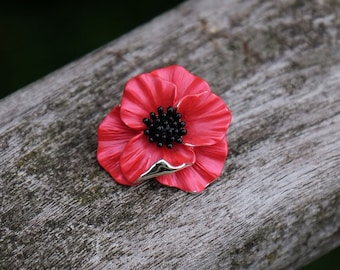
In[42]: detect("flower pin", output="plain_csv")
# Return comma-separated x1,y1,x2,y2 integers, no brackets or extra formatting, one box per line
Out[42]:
97,65,232,192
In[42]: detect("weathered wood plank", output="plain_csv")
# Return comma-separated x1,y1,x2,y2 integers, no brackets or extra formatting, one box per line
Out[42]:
1,0,340,269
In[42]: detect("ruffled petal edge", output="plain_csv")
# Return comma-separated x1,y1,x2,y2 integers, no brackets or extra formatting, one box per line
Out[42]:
97,106,139,185
156,137,228,192
178,91,232,146
151,65,211,103
120,73,177,130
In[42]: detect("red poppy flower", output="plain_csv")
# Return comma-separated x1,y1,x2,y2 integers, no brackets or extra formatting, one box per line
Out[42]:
97,65,232,192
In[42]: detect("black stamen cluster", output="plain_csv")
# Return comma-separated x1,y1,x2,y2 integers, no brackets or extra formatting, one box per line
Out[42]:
143,106,187,149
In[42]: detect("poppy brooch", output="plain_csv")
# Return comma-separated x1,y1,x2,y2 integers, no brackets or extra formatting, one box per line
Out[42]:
97,65,232,192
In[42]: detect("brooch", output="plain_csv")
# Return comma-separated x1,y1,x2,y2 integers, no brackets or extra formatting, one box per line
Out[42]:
97,65,232,192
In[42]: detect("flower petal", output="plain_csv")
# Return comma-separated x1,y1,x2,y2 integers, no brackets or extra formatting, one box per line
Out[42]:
157,137,228,192
97,106,139,185
151,65,211,103
120,133,195,183
178,91,232,146
162,145,196,170
120,73,177,130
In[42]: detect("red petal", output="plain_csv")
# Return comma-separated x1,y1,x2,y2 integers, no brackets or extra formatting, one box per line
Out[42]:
162,144,196,168
157,138,228,192
178,91,232,146
151,65,211,103
120,133,195,183
97,106,139,185
120,73,177,130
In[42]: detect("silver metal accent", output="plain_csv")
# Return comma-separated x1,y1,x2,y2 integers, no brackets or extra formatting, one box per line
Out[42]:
137,159,189,183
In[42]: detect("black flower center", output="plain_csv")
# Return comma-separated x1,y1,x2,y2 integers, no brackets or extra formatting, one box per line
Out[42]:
143,106,187,149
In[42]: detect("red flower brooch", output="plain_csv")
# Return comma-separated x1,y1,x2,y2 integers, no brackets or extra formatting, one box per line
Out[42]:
97,65,232,192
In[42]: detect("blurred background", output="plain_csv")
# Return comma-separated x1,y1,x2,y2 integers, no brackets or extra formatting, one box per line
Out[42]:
0,1,339,269
0,1,185,99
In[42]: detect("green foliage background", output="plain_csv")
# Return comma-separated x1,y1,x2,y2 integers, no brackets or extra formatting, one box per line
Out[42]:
0,1,339,269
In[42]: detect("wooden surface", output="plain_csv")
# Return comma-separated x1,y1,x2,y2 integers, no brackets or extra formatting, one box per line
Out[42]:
1,0,340,269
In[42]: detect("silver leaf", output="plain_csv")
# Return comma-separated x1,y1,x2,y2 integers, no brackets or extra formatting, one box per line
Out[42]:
136,159,189,183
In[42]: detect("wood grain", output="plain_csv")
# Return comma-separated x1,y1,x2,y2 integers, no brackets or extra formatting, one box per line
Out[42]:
1,0,340,269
